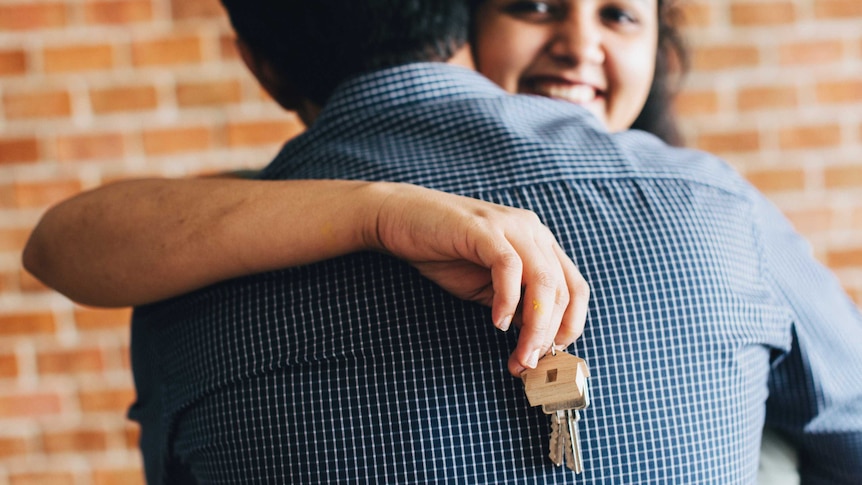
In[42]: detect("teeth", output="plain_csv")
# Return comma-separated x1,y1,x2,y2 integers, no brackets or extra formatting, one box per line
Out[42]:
533,84,596,104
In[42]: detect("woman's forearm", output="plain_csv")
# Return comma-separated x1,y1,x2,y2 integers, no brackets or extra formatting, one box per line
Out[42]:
23,177,386,307
23,176,589,375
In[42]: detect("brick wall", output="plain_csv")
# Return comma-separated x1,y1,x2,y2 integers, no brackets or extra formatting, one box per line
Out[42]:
0,0,859,482
677,0,862,306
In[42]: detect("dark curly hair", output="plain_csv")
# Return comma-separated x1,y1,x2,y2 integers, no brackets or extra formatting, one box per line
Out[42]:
630,0,688,146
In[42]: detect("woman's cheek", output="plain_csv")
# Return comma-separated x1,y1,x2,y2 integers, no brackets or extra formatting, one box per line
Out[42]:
612,53,657,129
478,43,522,93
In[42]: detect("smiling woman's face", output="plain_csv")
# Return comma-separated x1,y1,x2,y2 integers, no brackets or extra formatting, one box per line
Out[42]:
473,0,659,132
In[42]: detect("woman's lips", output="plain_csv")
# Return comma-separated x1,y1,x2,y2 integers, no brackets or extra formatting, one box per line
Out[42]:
522,79,604,105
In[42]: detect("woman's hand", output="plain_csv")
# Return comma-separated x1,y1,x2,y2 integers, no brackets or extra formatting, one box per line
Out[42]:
367,183,590,376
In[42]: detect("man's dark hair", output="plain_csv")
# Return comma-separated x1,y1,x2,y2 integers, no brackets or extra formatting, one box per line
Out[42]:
220,0,470,106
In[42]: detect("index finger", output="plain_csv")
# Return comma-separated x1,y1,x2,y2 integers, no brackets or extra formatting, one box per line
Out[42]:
507,260,565,376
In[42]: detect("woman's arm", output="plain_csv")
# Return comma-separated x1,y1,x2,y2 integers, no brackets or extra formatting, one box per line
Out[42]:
23,177,588,375
24,178,387,307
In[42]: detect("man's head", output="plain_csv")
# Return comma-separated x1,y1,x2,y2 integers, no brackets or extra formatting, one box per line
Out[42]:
221,0,471,113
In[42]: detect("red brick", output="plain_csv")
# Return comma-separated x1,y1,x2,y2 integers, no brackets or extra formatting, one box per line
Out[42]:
227,119,305,146
9,472,74,485
696,130,761,153
177,80,242,106
779,124,842,149
56,133,125,162
43,429,109,453
14,180,82,209
0,313,56,336
38,348,104,374
824,165,862,189
219,34,239,59
737,86,798,111
84,0,154,25
125,423,141,448
3,90,71,119
121,344,131,370
93,468,146,485
827,248,862,268
79,388,136,413
814,0,862,18
74,307,132,331
0,393,62,418
0,3,67,31
785,207,836,233
90,85,158,113
674,90,719,116
745,168,806,192
251,84,275,102
143,126,213,154
692,45,760,71
0,227,30,251
0,275,14,293
43,44,114,73
0,277,18,293
19,268,49,293
779,40,844,65
679,2,712,28
0,353,18,378
0,185,16,209
170,0,223,20
0,138,39,165
0,271,12,293
730,1,796,26
0,436,29,457
132,35,203,66
816,79,862,103
0,49,27,76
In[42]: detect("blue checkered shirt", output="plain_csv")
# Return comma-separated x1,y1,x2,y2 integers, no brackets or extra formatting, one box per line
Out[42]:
129,63,862,484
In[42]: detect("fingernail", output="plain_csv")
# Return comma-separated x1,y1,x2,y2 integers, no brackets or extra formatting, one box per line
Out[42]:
526,349,540,369
498,315,512,332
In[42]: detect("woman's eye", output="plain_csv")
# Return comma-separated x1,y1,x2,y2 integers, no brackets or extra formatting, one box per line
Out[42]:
600,6,639,26
502,1,562,20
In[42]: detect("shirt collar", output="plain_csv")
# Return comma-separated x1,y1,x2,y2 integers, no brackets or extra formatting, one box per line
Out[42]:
314,63,506,125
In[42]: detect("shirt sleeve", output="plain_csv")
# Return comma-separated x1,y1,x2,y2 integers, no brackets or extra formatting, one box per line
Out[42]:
754,192,862,484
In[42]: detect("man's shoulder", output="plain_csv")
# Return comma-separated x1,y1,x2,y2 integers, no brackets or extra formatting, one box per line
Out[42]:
259,67,754,202
611,129,753,198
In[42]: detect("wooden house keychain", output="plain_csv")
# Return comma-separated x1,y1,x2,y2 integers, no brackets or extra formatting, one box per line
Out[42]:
521,347,590,473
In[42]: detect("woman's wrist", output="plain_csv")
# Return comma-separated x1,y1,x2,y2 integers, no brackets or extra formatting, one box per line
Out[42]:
354,180,402,255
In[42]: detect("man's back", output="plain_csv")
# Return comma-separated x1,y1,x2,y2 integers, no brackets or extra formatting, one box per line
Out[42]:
131,64,862,484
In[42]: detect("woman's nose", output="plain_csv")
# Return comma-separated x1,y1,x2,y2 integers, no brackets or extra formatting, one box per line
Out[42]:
547,13,606,66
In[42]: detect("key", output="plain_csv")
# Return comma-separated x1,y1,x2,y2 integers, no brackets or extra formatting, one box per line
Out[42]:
544,394,585,472
565,409,582,473
548,410,564,466
521,350,590,473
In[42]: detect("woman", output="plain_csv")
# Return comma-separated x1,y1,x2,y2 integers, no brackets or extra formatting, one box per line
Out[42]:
23,0,686,374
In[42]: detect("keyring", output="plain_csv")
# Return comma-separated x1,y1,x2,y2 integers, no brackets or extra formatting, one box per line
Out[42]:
550,342,567,356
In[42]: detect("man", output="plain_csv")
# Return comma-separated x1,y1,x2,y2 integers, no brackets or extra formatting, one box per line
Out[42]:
129,0,862,483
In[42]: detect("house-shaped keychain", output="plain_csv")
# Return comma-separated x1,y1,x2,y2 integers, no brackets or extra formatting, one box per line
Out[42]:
521,350,590,413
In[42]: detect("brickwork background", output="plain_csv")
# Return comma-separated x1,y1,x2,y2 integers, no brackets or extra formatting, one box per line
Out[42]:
0,0,859,482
